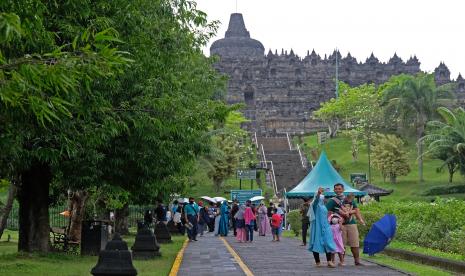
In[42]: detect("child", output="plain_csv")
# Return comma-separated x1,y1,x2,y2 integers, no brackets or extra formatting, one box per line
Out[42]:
343,193,366,226
271,208,282,242
329,213,345,266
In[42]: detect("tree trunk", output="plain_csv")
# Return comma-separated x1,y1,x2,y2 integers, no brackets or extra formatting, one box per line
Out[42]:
367,131,372,184
68,190,89,242
0,181,17,240
389,173,397,184
18,162,51,253
417,123,425,183
448,163,455,183
114,203,129,235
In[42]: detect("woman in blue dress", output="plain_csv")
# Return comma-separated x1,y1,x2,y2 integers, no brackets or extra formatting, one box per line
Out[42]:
308,187,336,267
218,201,229,236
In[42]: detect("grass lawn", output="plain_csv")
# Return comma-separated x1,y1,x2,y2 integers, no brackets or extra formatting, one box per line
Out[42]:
281,230,454,276
0,229,185,276
365,254,452,276
301,133,465,202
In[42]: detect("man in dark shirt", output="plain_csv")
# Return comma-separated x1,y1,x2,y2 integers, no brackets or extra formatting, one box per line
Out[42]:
231,200,239,236
300,198,310,246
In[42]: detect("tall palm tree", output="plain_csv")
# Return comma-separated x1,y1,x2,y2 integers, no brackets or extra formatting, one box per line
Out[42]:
422,107,465,180
382,73,455,182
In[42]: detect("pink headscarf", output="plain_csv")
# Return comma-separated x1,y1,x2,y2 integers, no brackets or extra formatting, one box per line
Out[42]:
244,206,256,225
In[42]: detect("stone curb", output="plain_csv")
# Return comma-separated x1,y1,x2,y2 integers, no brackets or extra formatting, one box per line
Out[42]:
383,248,465,274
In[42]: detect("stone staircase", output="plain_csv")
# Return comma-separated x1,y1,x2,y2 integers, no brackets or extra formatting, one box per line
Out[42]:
257,136,308,195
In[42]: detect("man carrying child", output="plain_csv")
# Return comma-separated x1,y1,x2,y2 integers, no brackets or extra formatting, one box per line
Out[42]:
326,183,366,266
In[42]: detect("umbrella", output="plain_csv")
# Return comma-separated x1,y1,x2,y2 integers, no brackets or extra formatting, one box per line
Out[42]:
363,214,397,256
250,195,265,202
201,196,216,203
178,198,189,203
213,196,227,203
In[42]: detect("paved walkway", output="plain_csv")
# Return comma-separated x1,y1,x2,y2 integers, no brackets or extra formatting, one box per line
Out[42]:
177,232,245,276
178,232,406,276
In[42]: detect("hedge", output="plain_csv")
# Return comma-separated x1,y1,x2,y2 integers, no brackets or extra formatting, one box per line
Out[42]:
359,198,465,255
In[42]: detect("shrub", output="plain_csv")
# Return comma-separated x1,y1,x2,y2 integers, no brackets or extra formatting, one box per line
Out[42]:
359,198,465,254
423,184,465,196
287,210,302,237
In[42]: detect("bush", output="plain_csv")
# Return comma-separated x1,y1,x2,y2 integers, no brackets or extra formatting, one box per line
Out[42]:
287,210,302,237
423,184,465,196
359,198,465,255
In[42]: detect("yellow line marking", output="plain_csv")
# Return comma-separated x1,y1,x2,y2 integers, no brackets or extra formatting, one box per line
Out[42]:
168,238,189,276
220,237,254,276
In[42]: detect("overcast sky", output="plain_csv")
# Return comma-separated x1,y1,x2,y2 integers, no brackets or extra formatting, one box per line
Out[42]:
196,0,465,78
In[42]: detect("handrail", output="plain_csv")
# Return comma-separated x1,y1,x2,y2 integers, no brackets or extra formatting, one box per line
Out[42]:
297,144,306,168
269,161,278,195
253,132,258,149
260,144,267,166
286,132,293,150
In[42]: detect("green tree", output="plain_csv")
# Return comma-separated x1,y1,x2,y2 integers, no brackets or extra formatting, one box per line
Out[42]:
381,73,455,182
423,107,465,182
0,1,128,251
371,134,410,184
205,111,249,192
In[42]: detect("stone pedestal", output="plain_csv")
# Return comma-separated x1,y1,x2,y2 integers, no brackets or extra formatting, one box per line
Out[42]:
166,220,180,235
131,227,161,259
91,234,137,276
154,222,172,243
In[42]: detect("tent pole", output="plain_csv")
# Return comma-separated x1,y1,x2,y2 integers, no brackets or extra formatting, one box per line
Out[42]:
284,188,287,230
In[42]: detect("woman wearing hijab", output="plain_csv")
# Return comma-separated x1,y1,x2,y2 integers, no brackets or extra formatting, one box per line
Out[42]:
308,187,336,268
234,204,246,242
218,201,229,236
213,201,221,236
244,200,256,242
258,203,271,236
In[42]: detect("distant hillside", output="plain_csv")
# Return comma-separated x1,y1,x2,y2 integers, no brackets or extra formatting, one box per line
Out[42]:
301,133,465,202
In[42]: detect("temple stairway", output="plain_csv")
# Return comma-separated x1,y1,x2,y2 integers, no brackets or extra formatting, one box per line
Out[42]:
257,136,308,195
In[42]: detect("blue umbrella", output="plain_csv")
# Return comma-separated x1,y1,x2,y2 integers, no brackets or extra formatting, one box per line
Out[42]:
363,214,397,256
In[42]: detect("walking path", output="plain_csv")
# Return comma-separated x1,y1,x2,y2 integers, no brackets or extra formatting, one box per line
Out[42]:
177,232,245,276
178,232,406,276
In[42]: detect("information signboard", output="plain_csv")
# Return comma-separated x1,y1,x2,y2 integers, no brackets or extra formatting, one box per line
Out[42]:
236,169,256,180
230,190,262,204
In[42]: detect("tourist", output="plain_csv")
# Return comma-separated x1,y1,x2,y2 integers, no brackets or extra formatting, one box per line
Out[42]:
329,213,345,266
213,202,221,236
144,210,153,227
267,202,274,225
258,202,271,236
251,203,258,231
207,201,216,232
277,203,285,229
231,200,239,236
198,201,210,237
271,208,282,241
177,202,186,235
219,201,229,236
184,197,199,242
308,187,336,268
244,200,256,242
300,198,311,246
234,204,246,242
155,202,167,224
326,183,365,266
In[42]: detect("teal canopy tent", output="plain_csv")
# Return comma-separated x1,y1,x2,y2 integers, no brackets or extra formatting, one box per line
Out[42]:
286,151,367,198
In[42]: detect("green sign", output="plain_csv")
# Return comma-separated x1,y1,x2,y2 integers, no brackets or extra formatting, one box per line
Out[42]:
350,173,367,183
230,190,262,204
236,169,256,180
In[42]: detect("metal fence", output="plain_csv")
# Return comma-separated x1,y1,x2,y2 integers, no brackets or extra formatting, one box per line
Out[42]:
7,205,68,230
6,205,156,231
